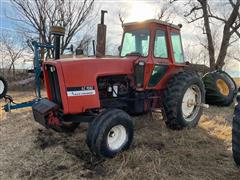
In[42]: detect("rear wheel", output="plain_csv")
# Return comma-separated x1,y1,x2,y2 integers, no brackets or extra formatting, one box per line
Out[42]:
203,71,235,106
232,93,240,166
218,70,237,95
163,71,205,130
86,109,133,158
0,76,8,99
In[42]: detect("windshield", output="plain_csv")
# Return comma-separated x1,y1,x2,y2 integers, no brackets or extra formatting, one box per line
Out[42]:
121,29,150,57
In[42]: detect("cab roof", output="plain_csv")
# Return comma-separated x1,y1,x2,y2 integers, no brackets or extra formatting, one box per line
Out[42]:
123,19,181,30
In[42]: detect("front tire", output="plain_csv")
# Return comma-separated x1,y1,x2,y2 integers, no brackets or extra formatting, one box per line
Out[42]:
232,93,240,166
163,71,205,130
86,109,133,158
0,76,8,99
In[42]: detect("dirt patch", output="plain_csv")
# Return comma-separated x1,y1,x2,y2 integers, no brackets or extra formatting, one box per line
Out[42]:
0,91,240,179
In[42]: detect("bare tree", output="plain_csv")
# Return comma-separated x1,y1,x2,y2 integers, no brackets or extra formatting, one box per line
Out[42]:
0,41,7,74
157,2,174,22
9,0,95,55
170,0,240,71
76,34,93,55
227,45,240,62
118,10,127,29
0,33,28,78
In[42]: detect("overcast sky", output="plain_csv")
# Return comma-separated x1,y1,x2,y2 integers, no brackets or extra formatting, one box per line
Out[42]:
0,0,239,76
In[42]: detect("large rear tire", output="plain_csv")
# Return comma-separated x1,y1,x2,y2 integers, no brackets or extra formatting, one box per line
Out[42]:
86,109,133,158
232,92,240,166
203,71,235,106
0,76,8,99
163,71,205,130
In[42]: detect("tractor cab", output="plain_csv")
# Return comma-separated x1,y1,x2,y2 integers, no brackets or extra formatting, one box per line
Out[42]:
121,19,184,63
120,19,186,90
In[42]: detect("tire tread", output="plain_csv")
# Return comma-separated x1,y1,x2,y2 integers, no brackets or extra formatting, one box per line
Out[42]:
232,94,240,166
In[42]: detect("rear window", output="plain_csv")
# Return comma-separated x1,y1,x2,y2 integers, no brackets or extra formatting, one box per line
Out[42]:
171,32,184,63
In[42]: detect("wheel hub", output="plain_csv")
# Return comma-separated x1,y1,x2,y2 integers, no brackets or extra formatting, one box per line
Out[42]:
109,131,115,137
187,99,195,107
107,125,127,150
182,85,201,122
216,79,229,96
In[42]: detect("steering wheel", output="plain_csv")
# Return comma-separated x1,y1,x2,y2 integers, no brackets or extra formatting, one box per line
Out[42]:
125,52,142,56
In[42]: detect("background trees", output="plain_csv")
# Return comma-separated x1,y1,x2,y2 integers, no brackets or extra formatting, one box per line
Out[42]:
0,32,29,78
10,0,95,55
1,0,238,73
170,0,240,71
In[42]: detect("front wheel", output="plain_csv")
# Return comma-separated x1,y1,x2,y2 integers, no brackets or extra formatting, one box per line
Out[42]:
86,109,134,158
163,71,205,130
0,76,8,99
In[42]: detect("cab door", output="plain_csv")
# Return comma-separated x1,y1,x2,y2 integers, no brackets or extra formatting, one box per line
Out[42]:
147,28,170,88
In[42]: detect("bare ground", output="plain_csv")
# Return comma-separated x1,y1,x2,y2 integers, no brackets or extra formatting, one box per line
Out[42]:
0,91,240,180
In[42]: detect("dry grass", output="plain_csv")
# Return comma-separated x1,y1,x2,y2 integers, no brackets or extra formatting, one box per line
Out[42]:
234,77,240,87
0,91,240,179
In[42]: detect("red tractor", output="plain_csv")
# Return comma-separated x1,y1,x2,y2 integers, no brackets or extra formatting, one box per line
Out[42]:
32,19,206,158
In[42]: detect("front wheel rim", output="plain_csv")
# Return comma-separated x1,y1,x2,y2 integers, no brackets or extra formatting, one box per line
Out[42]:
0,80,4,94
107,125,127,151
181,85,202,122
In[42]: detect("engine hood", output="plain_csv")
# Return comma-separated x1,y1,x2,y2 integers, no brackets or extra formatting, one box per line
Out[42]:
55,56,138,64
44,56,138,88
43,56,139,114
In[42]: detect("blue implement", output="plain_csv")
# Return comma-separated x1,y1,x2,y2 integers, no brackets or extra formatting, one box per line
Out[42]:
2,41,54,112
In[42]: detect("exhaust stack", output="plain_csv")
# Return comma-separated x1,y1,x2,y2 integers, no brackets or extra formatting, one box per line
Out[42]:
50,26,65,60
96,10,107,57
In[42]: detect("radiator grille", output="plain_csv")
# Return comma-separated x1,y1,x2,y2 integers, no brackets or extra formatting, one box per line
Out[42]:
46,65,62,108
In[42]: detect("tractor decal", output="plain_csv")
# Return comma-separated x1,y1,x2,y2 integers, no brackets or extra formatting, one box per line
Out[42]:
67,86,96,96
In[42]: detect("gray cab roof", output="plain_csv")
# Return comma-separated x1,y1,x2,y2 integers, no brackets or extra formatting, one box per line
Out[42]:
123,19,180,30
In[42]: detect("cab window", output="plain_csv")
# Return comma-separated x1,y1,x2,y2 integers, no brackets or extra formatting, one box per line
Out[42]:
154,30,168,58
171,32,184,63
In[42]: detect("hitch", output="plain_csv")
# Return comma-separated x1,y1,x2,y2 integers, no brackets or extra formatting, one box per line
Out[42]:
3,95,41,112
